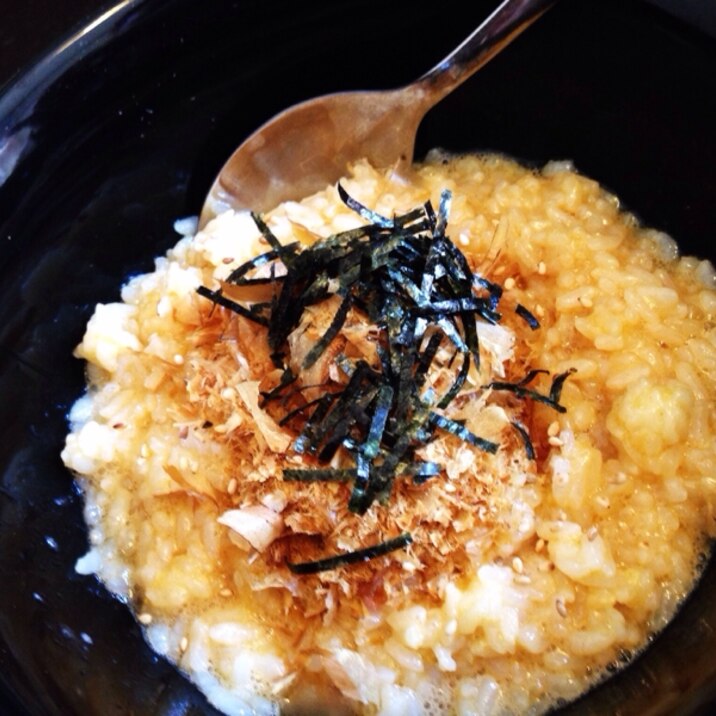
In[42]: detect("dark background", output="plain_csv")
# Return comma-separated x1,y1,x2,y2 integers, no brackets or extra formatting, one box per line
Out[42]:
2,0,716,94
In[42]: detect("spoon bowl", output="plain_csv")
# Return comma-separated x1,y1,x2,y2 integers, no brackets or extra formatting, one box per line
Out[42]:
200,0,555,225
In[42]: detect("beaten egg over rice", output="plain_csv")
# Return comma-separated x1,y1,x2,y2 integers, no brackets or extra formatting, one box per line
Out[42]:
62,153,716,715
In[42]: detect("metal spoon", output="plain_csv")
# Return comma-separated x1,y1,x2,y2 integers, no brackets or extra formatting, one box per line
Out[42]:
200,0,555,227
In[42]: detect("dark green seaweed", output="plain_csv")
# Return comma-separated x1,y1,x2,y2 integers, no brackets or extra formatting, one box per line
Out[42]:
301,292,353,370
195,286,270,326
489,373,569,413
287,532,413,574
428,412,499,454
283,467,357,482
550,368,577,403
511,420,536,460
196,188,575,573
515,303,540,330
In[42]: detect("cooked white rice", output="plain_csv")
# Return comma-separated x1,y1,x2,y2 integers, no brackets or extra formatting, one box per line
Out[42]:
62,153,716,715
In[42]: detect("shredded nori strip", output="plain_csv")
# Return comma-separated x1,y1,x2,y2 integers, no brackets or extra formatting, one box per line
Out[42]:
287,532,413,574
437,351,470,409
428,412,499,454
196,285,269,326
435,189,451,237
415,332,444,387
515,303,540,330
489,383,567,413
301,292,353,370
511,420,536,460
277,395,329,427
363,384,394,459
550,368,577,403
196,186,576,573
489,372,569,413
283,467,357,482
250,211,292,262
515,368,550,386
337,182,393,228
400,461,441,484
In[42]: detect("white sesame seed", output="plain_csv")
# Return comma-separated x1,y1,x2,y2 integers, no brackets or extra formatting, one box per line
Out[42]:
504,277,516,290
538,261,547,275
596,496,610,509
555,598,568,617
221,387,235,400
547,421,560,437
138,613,153,625
610,471,627,485
587,526,599,541
180,636,189,653
512,556,524,574
514,574,532,585
458,232,470,246
227,478,238,495
173,354,184,365
220,588,233,598
580,295,594,308
535,304,545,318
548,436,564,447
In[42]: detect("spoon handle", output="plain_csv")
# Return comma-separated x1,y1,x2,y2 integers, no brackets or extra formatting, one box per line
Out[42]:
417,0,557,104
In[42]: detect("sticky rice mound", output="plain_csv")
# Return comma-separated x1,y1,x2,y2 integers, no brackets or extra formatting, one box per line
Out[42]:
62,153,716,715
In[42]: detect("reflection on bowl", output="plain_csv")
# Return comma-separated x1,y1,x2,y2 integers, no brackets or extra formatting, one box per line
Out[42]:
1,1,715,714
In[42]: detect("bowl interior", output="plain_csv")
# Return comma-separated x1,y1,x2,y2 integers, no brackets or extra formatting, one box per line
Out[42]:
1,0,715,714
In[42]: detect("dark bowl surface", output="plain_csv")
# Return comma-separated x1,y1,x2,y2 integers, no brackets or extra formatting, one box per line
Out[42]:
1,1,716,714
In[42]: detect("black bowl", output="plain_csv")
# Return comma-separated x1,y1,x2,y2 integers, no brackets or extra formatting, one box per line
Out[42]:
1,1,716,714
